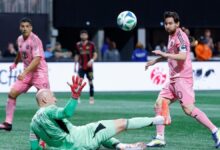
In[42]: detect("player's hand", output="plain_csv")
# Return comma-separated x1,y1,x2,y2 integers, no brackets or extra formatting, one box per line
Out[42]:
145,60,155,70
152,50,167,58
17,72,26,80
67,75,86,99
39,140,46,149
87,59,94,67
9,63,17,71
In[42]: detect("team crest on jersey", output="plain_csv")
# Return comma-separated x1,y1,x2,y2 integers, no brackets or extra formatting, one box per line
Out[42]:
168,39,174,48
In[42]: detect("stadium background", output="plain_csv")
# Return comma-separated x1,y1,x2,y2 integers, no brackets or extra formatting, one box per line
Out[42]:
0,0,220,149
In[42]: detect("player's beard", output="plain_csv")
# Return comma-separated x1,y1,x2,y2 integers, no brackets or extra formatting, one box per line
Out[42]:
22,31,30,39
167,28,176,35
81,39,88,43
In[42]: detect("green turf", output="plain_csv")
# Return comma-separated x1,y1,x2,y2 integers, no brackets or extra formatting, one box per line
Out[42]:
0,91,220,150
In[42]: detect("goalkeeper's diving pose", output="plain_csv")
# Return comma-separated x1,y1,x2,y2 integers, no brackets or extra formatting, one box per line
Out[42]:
29,75,165,150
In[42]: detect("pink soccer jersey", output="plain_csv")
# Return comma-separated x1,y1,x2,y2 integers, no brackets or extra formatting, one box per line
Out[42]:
159,28,195,106
15,32,50,91
167,28,193,79
17,32,48,75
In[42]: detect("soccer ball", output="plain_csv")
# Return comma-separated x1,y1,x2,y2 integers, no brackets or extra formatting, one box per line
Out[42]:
117,11,137,31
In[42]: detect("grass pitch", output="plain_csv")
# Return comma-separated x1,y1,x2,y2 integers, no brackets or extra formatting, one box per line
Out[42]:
0,91,219,150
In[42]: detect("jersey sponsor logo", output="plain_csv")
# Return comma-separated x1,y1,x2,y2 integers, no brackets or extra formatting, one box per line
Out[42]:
150,67,167,85
193,68,215,79
168,39,175,49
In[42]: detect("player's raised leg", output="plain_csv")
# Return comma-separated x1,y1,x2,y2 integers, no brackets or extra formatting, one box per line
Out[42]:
92,116,165,150
115,116,165,149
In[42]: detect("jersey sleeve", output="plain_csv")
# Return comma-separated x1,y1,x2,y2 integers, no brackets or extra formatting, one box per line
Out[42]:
75,43,80,55
92,42,97,53
47,98,78,119
176,32,187,53
29,127,43,150
32,38,43,58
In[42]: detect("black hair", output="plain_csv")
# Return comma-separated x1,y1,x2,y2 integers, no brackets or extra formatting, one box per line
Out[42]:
20,17,32,25
80,29,88,34
163,11,180,23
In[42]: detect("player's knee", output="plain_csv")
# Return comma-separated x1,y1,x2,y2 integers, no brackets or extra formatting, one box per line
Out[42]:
8,90,19,99
115,118,127,131
182,106,194,116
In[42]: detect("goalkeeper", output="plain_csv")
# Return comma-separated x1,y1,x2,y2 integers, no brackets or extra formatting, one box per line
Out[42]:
30,75,165,150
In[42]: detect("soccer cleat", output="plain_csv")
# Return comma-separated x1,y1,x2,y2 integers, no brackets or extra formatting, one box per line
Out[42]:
146,137,166,147
212,129,220,148
117,142,146,150
78,97,81,104
0,122,12,131
89,97,95,104
161,100,171,125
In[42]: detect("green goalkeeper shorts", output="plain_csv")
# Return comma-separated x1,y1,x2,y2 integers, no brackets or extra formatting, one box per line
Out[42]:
61,120,117,150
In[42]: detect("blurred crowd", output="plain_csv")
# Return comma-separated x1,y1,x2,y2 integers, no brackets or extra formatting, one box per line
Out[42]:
0,28,220,62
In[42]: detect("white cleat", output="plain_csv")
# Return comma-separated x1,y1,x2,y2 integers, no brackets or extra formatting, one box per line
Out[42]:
212,129,220,148
146,137,166,147
89,97,95,104
117,142,146,150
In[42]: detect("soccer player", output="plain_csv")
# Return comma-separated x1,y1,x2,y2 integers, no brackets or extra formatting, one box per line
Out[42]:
74,30,97,104
0,17,49,131
30,75,166,150
145,11,220,148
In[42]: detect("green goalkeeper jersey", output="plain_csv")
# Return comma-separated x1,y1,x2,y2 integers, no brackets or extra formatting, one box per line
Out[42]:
30,98,119,150
30,98,78,149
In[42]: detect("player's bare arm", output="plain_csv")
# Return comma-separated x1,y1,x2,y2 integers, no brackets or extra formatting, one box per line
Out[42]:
14,52,21,65
152,50,186,61
9,53,21,71
87,51,97,67
145,56,166,70
18,56,41,80
74,54,79,72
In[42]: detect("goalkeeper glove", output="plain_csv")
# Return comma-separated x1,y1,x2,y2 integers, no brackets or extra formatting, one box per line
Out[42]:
68,75,86,99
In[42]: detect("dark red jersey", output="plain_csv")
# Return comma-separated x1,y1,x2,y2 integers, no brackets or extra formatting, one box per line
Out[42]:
76,41,96,70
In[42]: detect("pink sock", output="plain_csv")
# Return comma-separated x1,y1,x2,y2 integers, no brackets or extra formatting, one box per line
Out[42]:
5,98,16,124
191,107,217,133
155,107,165,137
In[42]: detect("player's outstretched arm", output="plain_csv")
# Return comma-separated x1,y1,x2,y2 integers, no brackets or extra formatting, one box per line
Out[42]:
145,56,165,70
152,50,186,61
49,75,86,119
